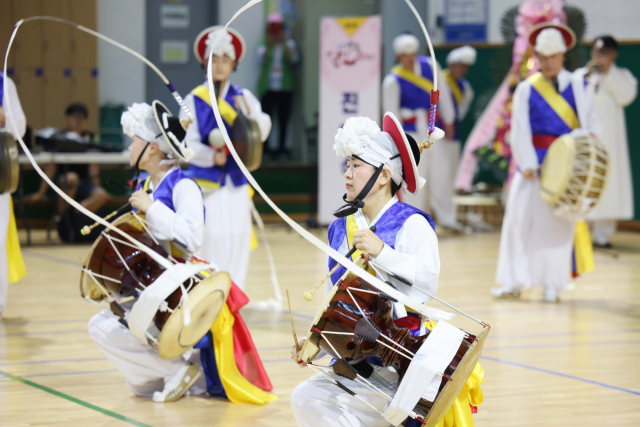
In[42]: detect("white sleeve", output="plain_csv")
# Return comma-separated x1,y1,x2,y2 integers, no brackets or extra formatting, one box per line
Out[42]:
382,74,401,119
241,88,272,142
510,81,538,171
287,39,300,64
602,66,638,107
435,62,455,125
180,93,215,168
458,80,475,121
3,76,26,138
145,178,204,254
371,214,440,302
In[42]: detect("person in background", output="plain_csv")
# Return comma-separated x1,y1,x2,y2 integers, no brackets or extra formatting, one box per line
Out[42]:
257,12,299,160
26,103,110,242
381,33,457,230
0,71,27,318
579,35,638,248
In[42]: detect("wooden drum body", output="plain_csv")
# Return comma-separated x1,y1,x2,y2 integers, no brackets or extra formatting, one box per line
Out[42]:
80,212,231,359
540,133,609,219
0,130,19,194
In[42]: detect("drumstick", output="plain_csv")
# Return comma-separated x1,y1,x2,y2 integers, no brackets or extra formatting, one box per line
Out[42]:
303,225,377,301
286,290,300,353
81,188,152,236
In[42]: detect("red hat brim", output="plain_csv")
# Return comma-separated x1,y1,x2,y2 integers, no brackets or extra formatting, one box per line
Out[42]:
528,22,577,51
382,112,420,194
194,26,246,65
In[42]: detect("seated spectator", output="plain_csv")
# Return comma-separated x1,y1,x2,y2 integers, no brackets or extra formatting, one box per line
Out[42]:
25,103,110,242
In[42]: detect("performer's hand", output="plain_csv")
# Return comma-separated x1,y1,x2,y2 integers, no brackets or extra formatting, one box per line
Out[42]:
352,228,384,258
129,190,154,214
522,169,537,180
291,338,305,364
443,123,455,140
214,150,227,166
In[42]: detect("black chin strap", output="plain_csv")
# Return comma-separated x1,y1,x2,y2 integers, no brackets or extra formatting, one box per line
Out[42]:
128,142,151,192
333,164,385,218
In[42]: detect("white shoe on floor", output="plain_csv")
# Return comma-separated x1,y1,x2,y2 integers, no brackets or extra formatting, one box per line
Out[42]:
152,363,200,403
490,286,521,299
543,289,559,303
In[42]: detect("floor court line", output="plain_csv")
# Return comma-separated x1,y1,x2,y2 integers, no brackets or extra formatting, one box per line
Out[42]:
482,339,640,351
481,356,640,396
0,368,152,427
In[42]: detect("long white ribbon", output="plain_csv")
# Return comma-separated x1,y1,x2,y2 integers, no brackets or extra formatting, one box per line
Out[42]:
206,0,480,323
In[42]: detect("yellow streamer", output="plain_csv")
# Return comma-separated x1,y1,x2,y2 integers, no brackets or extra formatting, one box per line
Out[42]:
248,186,258,251
424,320,485,427
527,72,579,130
443,69,463,105
346,214,375,276
574,220,595,275
210,303,277,405
391,65,434,94
7,198,25,284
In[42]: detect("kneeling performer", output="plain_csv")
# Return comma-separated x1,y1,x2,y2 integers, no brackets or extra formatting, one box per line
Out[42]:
290,114,484,426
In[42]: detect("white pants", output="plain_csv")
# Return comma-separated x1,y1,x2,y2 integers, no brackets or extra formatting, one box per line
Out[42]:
589,220,617,245
199,184,251,290
0,193,10,314
496,173,575,291
291,366,399,427
87,310,207,397
403,139,460,228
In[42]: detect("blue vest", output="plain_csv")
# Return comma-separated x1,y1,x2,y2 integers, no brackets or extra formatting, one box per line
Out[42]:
186,82,248,187
395,56,434,133
0,72,4,107
529,81,578,164
136,168,203,217
326,202,435,285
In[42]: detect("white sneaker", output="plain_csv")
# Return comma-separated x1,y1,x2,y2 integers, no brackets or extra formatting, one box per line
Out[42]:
490,286,521,299
543,289,559,303
152,363,200,403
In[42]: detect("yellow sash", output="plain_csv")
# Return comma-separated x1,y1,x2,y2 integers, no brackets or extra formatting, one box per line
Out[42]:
391,65,434,93
527,72,579,130
345,214,376,276
7,197,26,284
209,303,277,404
443,69,463,105
191,85,238,126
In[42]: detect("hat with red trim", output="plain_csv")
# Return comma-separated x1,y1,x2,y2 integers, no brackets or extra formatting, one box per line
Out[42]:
194,26,246,65
528,22,576,55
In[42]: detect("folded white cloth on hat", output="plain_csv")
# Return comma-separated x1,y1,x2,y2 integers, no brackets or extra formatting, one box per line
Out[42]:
205,29,236,61
393,34,420,56
446,45,476,65
121,103,169,154
534,28,567,56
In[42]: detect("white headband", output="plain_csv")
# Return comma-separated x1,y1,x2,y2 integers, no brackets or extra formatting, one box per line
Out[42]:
205,30,236,61
333,117,404,187
121,103,171,156
535,28,567,56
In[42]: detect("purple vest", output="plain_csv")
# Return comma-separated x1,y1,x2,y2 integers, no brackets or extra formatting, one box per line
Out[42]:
186,82,248,187
528,76,579,164
327,202,435,285
136,169,203,217
0,72,4,107
395,56,434,133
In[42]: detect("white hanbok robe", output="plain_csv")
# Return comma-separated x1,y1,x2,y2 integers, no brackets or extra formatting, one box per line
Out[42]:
382,59,458,227
87,168,209,396
292,196,440,426
496,69,600,292
579,65,637,240
0,73,26,314
180,80,271,290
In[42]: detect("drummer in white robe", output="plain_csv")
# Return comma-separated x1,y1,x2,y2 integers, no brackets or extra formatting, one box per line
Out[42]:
492,24,600,302
290,114,453,427
382,34,458,229
88,102,208,402
180,27,271,290
0,72,27,318
577,35,637,248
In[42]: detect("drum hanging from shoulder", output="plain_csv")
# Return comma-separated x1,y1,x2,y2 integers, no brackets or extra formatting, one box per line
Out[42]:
0,130,20,194
80,212,231,359
539,133,609,219
232,112,262,172
298,256,488,427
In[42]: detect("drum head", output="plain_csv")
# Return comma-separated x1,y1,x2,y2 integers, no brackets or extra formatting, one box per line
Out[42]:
79,212,147,301
232,114,262,172
540,135,575,205
423,326,490,427
0,131,20,194
157,270,232,360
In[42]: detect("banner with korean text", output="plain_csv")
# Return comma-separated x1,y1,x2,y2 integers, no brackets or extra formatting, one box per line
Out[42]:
318,15,381,225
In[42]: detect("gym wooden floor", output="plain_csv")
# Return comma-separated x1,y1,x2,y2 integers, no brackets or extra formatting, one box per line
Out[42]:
1,226,639,426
